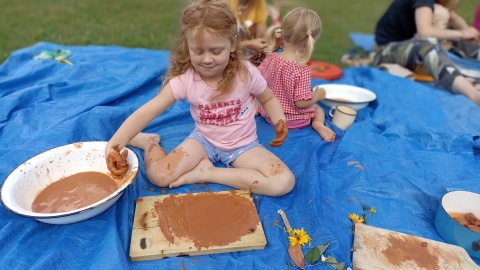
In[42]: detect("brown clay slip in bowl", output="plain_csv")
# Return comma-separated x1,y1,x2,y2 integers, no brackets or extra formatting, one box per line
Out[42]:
1,141,138,224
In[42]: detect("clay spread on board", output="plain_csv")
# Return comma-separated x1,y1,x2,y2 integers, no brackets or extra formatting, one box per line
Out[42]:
153,191,260,250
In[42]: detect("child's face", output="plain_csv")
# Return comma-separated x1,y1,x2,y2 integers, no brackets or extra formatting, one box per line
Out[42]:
187,30,235,83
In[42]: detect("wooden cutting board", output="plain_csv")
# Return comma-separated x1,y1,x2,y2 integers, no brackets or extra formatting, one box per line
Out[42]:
129,190,266,262
353,223,480,270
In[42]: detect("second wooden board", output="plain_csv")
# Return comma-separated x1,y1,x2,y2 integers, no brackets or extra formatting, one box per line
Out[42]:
353,223,479,270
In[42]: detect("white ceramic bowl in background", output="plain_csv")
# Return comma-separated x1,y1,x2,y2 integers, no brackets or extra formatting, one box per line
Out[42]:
315,84,377,111
1,141,139,224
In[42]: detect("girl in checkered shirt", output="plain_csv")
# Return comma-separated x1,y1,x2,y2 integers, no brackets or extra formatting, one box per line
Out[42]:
257,8,336,142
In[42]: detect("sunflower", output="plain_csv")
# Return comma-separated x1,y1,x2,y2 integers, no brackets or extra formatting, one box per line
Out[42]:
348,213,364,224
288,228,311,247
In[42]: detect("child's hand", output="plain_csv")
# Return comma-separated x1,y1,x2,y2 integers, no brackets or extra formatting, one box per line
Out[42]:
269,119,288,147
461,27,479,41
313,86,327,101
250,38,267,52
106,144,129,179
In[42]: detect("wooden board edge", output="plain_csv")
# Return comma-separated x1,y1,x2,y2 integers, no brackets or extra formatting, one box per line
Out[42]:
130,239,267,262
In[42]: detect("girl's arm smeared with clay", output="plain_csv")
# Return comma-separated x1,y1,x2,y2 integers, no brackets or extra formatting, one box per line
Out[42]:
256,87,288,147
105,85,176,175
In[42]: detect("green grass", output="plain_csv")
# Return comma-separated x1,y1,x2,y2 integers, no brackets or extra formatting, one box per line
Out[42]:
1,0,478,66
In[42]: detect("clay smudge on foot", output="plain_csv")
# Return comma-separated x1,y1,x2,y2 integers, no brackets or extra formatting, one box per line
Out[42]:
148,143,155,154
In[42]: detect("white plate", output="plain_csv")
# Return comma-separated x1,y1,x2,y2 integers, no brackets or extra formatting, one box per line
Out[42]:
314,84,377,111
1,141,139,224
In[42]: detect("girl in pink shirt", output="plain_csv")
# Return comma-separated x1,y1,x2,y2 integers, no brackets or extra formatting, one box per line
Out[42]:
105,0,294,197
258,8,335,142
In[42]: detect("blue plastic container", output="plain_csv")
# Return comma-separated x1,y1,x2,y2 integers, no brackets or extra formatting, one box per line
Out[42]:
434,190,480,259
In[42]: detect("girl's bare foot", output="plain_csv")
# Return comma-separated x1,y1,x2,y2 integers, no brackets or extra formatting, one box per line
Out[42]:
312,121,336,142
169,159,214,188
128,133,161,150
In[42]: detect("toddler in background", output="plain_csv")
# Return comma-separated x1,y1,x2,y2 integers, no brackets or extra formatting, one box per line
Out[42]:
257,7,335,142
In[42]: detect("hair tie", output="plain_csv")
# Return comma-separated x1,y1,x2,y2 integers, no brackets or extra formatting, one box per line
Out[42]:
275,28,282,34
306,31,312,36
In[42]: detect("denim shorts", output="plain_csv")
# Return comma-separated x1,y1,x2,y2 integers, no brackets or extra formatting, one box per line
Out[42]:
187,129,262,167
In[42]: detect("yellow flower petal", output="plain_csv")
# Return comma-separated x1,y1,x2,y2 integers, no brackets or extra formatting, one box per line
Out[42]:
287,228,311,246
348,213,364,224
348,213,359,220
288,235,299,246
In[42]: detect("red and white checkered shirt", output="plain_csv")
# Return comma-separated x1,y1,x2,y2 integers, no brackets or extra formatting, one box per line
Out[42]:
258,53,315,123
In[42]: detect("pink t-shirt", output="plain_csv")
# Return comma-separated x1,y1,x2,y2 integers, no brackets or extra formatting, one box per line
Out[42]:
170,61,266,151
257,53,316,124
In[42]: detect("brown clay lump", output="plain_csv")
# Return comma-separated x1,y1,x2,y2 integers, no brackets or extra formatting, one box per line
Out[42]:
107,144,129,179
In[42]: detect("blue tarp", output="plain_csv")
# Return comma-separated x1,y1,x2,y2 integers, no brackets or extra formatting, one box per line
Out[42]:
1,42,479,269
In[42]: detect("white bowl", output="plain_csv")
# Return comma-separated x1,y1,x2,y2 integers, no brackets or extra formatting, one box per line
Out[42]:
1,141,138,224
315,84,377,111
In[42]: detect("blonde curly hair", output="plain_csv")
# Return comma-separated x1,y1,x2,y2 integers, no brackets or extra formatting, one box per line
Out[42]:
162,0,247,100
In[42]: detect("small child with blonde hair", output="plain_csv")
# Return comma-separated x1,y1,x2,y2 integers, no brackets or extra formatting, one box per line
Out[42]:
106,0,294,197
258,8,335,141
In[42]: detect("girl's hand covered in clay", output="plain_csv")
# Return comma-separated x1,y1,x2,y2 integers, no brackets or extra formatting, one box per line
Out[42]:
269,119,288,147
106,145,129,179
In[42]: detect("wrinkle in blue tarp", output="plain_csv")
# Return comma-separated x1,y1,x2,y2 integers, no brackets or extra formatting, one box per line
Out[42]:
0,42,479,269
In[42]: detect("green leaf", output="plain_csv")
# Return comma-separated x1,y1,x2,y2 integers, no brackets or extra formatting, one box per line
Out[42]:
329,262,346,270
305,241,331,264
305,247,321,264
324,255,338,264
